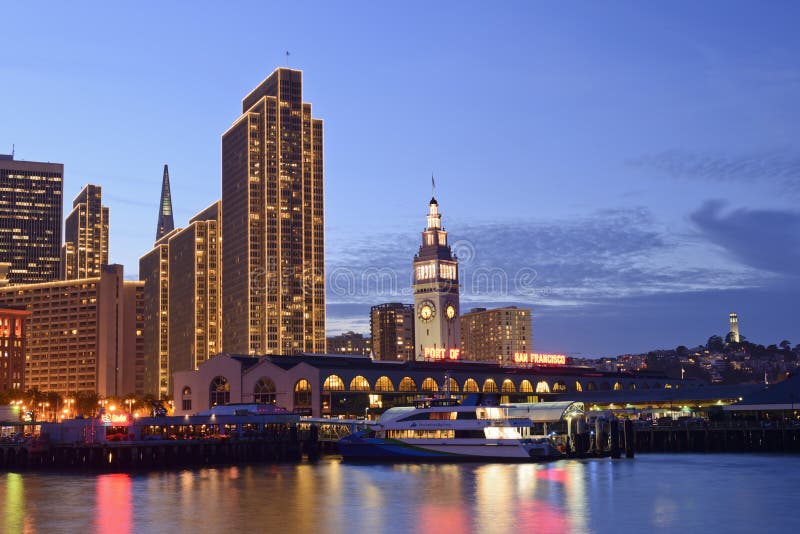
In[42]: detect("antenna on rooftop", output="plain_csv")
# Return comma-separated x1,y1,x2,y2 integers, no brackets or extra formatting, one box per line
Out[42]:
11,144,14,158
285,50,290,67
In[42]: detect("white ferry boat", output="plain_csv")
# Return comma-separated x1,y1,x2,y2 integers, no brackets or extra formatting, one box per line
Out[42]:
338,399,583,461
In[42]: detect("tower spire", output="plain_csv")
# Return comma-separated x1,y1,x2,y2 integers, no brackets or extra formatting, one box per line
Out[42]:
156,164,175,241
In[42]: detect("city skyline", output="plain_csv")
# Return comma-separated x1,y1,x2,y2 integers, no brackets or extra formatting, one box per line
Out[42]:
2,3,799,356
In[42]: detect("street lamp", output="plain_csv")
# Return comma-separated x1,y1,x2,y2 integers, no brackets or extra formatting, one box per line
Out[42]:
126,398,134,414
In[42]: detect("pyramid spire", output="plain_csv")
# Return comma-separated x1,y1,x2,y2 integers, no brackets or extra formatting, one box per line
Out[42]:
156,164,174,240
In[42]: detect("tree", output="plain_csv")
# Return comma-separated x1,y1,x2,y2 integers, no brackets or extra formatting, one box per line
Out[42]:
676,345,688,356
780,340,791,351
707,335,724,352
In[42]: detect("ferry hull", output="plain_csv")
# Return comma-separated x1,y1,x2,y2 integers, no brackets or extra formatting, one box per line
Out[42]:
338,436,560,462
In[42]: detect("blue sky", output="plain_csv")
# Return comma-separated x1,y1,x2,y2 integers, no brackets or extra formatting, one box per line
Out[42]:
3,1,799,356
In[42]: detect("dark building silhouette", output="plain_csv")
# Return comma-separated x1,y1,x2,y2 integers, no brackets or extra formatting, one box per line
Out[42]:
0,154,63,284
156,164,174,241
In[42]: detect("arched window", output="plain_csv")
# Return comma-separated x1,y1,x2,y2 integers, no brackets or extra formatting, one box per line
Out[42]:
586,382,597,391
181,386,192,411
463,378,479,393
421,377,439,393
253,377,276,404
664,383,673,389
628,383,637,390
575,381,583,393
399,377,417,392
446,377,460,393
652,383,661,389
536,380,550,393
501,379,516,393
613,382,622,391
294,379,312,407
209,376,230,408
641,382,650,390
323,375,345,391
552,381,567,393
375,376,395,392
599,382,611,391
519,380,533,393
349,375,371,391
482,379,498,393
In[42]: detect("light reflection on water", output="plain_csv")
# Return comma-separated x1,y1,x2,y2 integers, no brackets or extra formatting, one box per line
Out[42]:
2,454,800,533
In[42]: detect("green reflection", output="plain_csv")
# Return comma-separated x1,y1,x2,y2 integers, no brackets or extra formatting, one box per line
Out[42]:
4,472,24,533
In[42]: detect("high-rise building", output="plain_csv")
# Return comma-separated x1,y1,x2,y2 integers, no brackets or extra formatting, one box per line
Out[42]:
0,306,30,392
156,164,175,241
0,154,63,284
729,312,740,343
327,331,371,356
167,202,221,392
0,264,143,397
460,306,532,364
370,303,415,361
412,197,460,360
221,67,325,355
140,230,176,398
62,184,109,280
122,281,145,396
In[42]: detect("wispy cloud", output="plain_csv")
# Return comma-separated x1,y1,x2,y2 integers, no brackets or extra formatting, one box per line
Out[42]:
629,149,800,195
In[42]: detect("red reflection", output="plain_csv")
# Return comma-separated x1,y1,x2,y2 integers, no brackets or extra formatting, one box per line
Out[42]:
516,501,569,533
419,504,469,534
534,467,568,485
95,474,132,534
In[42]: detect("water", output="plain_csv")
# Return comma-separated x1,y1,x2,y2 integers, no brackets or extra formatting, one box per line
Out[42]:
2,454,799,534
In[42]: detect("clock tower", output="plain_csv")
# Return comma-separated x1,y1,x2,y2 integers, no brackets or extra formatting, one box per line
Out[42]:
413,196,460,360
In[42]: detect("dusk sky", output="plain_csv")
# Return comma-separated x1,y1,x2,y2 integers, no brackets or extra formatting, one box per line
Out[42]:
3,2,799,357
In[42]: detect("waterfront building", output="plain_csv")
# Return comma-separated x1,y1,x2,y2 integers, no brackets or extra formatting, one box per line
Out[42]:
173,352,692,418
221,67,325,356
370,303,415,361
412,197,460,361
62,184,109,280
327,331,371,356
0,305,30,391
729,312,740,343
0,154,63,284
460,306,532,364
0,264,143,397
155,164,174,241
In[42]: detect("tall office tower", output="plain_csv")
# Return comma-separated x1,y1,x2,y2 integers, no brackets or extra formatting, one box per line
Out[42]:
0,264,142,397
0,154,63,284
221,68,325,355
122,281,145,396
156,164,174,241
729,313,740,343
370,303,415,361
62,184,109,280
140,230,176,398
460,306,532,364
0,306,30,391
412,197,460,360
167,202,221,393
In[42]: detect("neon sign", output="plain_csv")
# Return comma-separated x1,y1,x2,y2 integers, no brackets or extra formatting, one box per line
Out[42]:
424,347,461,360
101,413,131,426
513,352,566,366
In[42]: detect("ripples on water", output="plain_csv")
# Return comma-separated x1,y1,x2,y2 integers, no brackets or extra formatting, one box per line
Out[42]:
2,454,800,534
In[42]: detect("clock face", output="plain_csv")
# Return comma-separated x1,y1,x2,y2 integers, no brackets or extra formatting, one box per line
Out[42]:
446,304,456,320
419,301,435,321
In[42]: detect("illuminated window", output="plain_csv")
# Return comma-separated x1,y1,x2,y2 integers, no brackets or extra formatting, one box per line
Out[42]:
501,379,516,393
375,376,395,392
446,377,460,393
399,377,417,392
519,380,533,393
209,376,230,408
323,375,345,391
254,377,277,404
535,380,550,393
421,377,439,393
552,381,567,393
575,381,583,392
482,379,498,393
349,375,371,391
463,378,479,393
629,383,637,391
182,386,192,411
294,379,312,407
613,382,622,391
